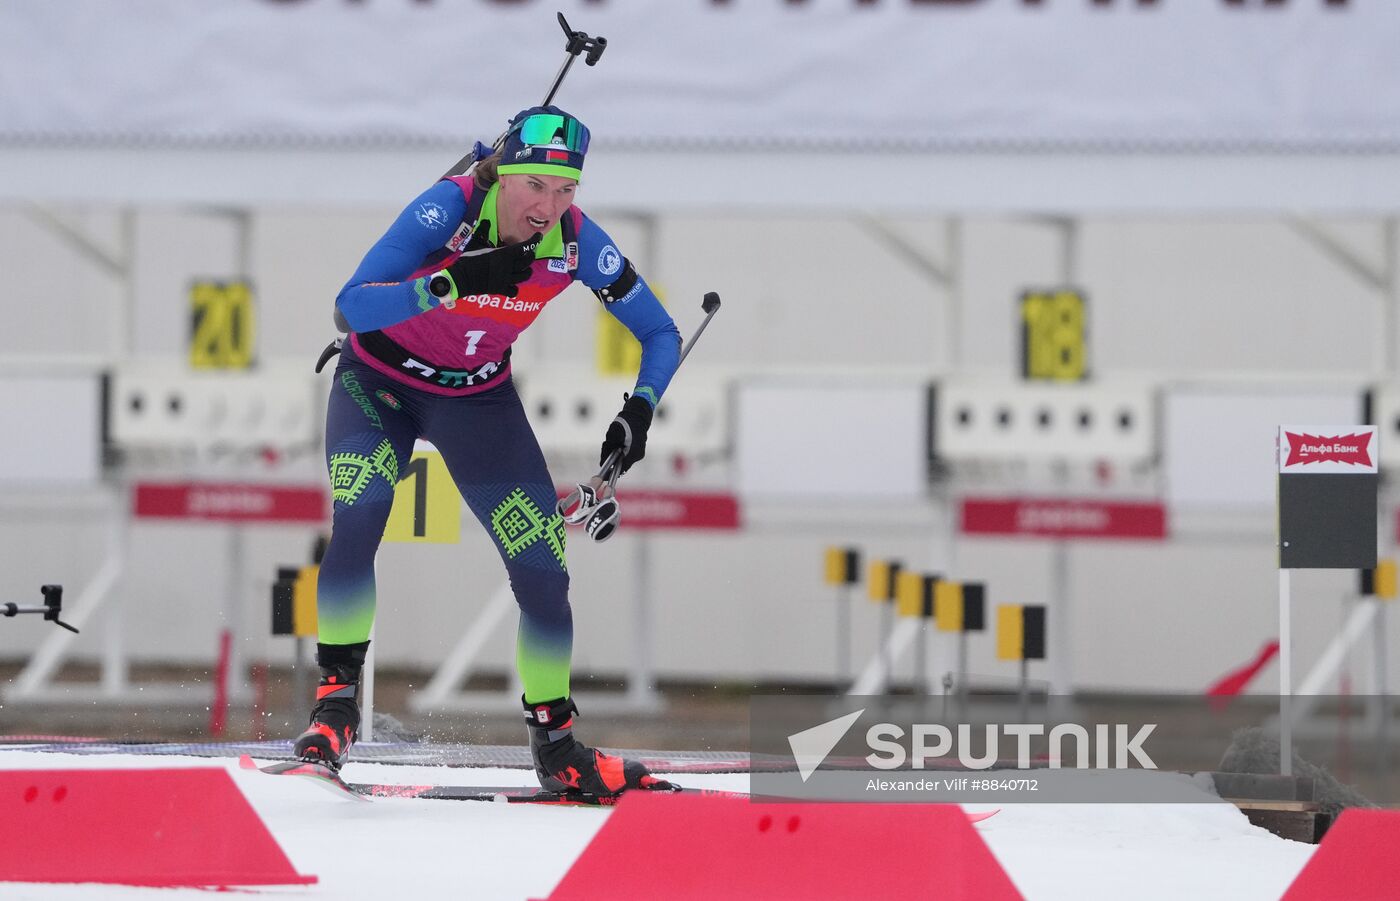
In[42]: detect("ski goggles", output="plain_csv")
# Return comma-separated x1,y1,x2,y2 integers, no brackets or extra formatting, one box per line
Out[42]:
499,111,590,180
513,113,590,156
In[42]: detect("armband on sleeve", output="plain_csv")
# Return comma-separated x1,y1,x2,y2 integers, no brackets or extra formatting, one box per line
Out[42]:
592,258,641,305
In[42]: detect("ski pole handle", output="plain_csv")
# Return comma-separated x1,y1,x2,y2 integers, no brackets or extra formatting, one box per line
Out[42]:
584,495,621,542
585,454,625,541
557,482,600,524
556,448,623,523
678,292,721,367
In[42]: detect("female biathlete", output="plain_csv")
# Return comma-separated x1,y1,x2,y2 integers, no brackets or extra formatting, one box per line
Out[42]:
296,106,681,797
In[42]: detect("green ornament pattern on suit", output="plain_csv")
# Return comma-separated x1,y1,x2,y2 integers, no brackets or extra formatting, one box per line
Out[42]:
329,438,398,506
491,487,567,568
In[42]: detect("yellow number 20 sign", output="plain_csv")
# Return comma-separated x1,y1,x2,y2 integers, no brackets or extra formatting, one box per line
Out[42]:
383,442,461,544
189,281,256,370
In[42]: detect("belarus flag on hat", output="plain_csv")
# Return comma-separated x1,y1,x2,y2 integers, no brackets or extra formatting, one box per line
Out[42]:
545,149,570,163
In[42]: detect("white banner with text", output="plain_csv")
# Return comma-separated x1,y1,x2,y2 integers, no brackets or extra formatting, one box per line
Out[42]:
3,0,1396,150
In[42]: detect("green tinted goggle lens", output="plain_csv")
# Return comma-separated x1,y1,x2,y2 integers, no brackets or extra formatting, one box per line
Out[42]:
516,114,589,154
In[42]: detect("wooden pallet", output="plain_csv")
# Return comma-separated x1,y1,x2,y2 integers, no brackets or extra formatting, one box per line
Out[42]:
1229,799,1332,843
1210,772,1332,843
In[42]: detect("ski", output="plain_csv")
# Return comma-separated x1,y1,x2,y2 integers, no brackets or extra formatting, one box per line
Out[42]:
239,755,370,801
236,756,999,820
238,755,692,806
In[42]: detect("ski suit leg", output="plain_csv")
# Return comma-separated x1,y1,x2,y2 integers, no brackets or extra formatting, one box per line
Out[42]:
422,378,571,704
316,362,420,647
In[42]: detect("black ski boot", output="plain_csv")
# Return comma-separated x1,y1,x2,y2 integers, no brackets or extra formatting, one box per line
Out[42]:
293,641,368,771
524,696,673,796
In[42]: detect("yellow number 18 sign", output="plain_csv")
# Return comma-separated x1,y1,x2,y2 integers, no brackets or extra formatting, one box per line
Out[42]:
1020,290,1088,382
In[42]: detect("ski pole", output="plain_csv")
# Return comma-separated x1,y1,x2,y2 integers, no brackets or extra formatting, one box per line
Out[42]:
560,293,724,542
441,13,607,180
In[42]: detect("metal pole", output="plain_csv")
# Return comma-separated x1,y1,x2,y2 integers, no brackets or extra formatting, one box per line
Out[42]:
914,617,927,695
293,636,311,723
109,210,135,694
957,629,969,710
837,586,850,689
362,625,376,743
222,525,249,704
100,494,129,695
361,558,377,742
1375,600,1389,779
1280,569,1293,778
1050,542,1072,694
925,620,936,697
1018,658,1030,725
880,601,893,695
627,534,660,710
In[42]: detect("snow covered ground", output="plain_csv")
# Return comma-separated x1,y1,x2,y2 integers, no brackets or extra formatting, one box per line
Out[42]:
0,748,1315,900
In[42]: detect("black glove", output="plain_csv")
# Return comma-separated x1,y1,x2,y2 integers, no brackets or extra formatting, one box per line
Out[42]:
430,232,541,301
600,394,655,475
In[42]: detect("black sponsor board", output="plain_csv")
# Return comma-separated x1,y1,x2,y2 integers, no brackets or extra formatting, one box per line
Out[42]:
1278,473,1377,570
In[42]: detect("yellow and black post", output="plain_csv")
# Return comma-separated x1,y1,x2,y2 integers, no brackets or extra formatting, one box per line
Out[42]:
868,558,902,695
823,546,862,689
997,603,1046,720
896,571,937,694
1359,558,1398,600
937,581,987,705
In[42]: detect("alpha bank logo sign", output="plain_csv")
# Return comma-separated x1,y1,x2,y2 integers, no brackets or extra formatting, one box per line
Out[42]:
787,709,1157,783
1278,426,1378,475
